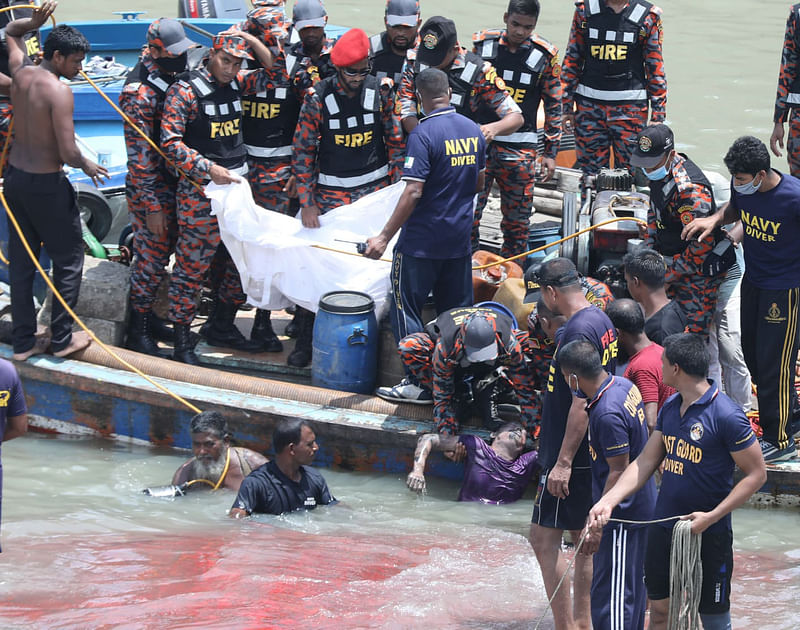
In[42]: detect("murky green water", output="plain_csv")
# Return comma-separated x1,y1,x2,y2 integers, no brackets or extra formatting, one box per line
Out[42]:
57,0,795,172
0,434,798,628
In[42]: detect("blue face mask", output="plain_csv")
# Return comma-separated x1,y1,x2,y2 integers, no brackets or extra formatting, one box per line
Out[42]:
643,163,669,181
732,175,762,196
568,373,587,399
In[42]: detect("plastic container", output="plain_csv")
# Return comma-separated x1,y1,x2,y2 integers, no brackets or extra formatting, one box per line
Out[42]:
312,291,378,394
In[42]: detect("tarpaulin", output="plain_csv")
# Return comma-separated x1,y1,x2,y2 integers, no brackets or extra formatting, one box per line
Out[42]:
206,180,404,316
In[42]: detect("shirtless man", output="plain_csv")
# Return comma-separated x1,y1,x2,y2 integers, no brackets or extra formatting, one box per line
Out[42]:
172,411,267,493
4,2,107,361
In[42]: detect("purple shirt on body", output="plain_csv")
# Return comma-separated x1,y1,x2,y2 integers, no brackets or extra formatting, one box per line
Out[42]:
457,434,539,504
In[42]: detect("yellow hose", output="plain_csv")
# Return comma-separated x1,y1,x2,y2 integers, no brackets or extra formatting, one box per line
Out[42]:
185,445,231,491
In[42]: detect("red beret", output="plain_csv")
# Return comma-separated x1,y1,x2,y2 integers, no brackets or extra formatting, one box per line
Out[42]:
330,28,369,67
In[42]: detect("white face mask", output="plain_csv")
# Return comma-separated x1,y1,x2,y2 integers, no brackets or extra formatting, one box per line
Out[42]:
732,174,762,195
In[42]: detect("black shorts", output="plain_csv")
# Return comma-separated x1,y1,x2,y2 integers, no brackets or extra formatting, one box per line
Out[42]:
531,467,592,531
644,524,733,614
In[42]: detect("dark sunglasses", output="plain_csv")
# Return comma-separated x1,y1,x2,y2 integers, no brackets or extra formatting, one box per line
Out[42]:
341,64,372,78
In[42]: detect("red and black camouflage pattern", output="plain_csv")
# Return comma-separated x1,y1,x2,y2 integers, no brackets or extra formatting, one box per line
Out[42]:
161,67,248,324
644,153,720,338
397,329,536,435
471,30,563,258
774,4,800,176
561,2,666,174
292,75,403,211
119,52,178,313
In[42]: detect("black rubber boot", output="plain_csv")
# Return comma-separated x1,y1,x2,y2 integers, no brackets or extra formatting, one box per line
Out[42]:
251,309,283,352
148,312,175,343
126,309,165,358
287,307,314,368
172,323,200,365
475,382,503,431
284,310,300,338
202,300,263,353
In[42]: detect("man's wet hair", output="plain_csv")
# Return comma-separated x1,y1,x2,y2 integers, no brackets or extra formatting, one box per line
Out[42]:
416,67,449,99
43,25,91,61
558,340,605,379
273,418,314,454
623,247,666,289
496,420,524,435
607,298,645,335
537,257,581,291
507,0,540,18
663,333,708,378
724,135,770,177
190,411,231,440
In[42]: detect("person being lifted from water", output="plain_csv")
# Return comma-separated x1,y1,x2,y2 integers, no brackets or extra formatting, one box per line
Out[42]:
172,411,267,492
406,421,538,504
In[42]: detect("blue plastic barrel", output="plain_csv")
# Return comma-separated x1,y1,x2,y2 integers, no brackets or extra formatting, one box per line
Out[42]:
475,301,519,329
312,291,378,394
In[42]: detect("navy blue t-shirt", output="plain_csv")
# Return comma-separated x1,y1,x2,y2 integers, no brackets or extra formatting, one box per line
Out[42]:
586,375,656,523
396,106,486,259
232,461,336,515
0,358,26,553
540,306,618,469
655,381,757,533
729,170,800,289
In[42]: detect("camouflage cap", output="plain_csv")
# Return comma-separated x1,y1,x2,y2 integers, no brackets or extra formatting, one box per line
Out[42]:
246,6,289,43
212,33,254,60
461,311,500,363
386,0,420,27
293,0,327,30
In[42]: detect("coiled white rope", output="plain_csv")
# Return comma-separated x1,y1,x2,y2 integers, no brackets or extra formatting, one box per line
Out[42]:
668,519,702,630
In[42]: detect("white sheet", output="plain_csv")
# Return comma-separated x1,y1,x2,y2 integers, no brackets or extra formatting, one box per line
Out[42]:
206,179,404,316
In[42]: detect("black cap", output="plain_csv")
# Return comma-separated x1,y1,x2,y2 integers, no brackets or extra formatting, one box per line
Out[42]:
534,257,581,291
631,124,675,169
523,264,543,304
416,16,457,67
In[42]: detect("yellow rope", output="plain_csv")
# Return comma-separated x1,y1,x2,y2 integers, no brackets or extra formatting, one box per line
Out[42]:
185,445,231,490
472,216,649,271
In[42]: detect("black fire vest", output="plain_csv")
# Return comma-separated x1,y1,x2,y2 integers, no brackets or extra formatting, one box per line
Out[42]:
181,70,246,170
241,67,301,159
369,32,405,87
317,75,388,190
123,60,176,144
285,41,335,83
415,50,485,118
474,31,554,148
425,306,514,357
649,154,717,256
577,0,651,104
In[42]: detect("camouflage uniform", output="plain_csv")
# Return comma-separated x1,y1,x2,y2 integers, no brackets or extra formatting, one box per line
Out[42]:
582,275,614,310
522,319,556,440
774,4,800,176
161,67,248,326
644,152,722,338
293,74,403,213
119,51,179,313
471,29,563,258
286,37,336,95
398,309,536,434
561,0,666,175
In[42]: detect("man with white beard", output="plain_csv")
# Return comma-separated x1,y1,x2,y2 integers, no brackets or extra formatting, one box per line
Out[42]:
171,411,267,492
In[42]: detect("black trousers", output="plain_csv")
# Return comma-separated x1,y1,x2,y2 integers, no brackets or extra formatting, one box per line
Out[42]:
5,166,83,353
740,277,800,448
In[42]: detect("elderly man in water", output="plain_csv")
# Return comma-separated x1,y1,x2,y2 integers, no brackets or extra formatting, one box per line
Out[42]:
406,421,539,503
171,411,267,492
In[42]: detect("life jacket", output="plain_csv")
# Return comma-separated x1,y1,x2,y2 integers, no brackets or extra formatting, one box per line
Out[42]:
123,60,176,145
241,60,301,160
415,49,485,118
649,154,717,256
285,40,335,83
473,30,555,148
316,74,388,190
788,3,800,108
425,306,514,357
369,31,406,87
181,70,247,172
576,0,652,104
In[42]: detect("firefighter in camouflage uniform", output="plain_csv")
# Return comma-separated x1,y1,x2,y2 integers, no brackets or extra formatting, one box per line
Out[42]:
771,3,800,176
